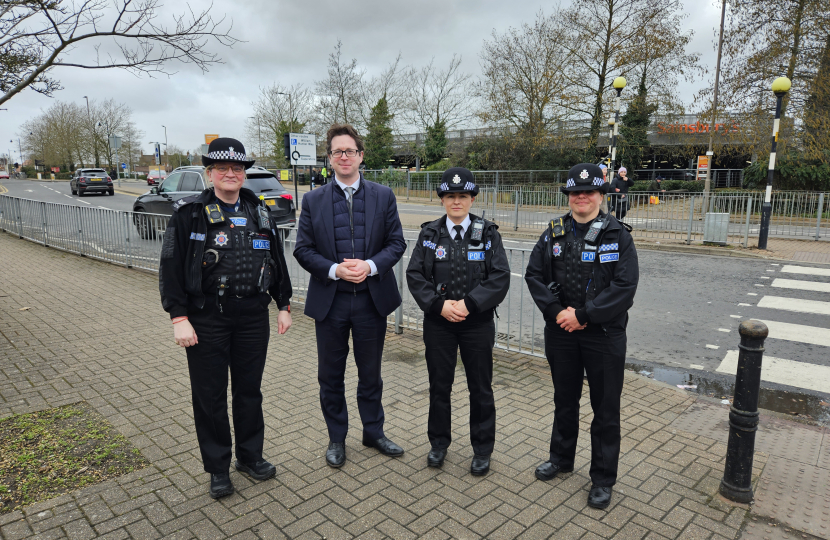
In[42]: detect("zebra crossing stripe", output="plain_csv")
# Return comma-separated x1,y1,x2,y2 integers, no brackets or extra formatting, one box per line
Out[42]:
771,278,830,293
757,320,830,347
757,296,830,316
781,265,830,277
717,350,830,395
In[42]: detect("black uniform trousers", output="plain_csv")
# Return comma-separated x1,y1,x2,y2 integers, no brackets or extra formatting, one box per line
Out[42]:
185,294,271,473
545,323,626,487
315,290,387,443
424,315,496,456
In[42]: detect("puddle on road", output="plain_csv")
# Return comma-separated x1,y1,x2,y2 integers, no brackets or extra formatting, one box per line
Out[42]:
625,360,830,426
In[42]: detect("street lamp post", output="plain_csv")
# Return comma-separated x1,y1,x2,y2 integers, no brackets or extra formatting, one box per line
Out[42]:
757,77,792,250
609,77,627,182
277,91,296,200
162,125,168,172
704,0,727,207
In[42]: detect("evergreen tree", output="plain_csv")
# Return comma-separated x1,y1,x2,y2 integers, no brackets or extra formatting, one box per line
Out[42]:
424,119,447,166
363,96,395,169
618,80,657,178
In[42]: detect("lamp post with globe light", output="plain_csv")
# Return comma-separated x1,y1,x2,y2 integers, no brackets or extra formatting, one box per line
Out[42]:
609,77,627,182
757,77,791,250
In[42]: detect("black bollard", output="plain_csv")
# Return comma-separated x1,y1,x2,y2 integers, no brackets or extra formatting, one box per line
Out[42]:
719,320,768,503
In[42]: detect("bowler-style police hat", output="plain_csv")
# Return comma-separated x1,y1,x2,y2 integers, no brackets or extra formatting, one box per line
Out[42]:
436,167,480,197
560,163,609,194
201,137,255,168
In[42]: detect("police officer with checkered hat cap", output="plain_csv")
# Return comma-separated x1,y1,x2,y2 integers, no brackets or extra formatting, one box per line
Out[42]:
524,163,639,510
406,167,510,476
160,136,293,499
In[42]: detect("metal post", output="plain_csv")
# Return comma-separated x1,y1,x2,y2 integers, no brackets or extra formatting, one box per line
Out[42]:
406,169,410,201
744,195,753,248
686,195,695,244
76,205,84,256
492,186,497,216
124,212,133,268
759,89,787,250
816,193,824,241
394,257,404,334
41,201,48,246
513,190,520,231
292,165,298,204
720,320,768,503
15,197,23,238
495,171,499,193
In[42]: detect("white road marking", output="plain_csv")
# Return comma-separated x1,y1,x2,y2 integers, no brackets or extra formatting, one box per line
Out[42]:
717,350,830,394
730,315,742,318
766,269,776,272
747,293,758,296
718,328,730,332
781,265,830,277
738,303,752,306
757,295,830,316
771,278,830,293
757,319,830,347
755,284,765,287
690,364,705,369
705,345,720,350
770,263,779,266
760,276,770,279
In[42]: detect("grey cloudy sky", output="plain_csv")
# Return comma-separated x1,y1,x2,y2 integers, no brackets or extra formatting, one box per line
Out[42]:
2,0,722,160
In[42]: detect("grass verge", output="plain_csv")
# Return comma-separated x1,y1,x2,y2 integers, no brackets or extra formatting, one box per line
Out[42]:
0,401,148,514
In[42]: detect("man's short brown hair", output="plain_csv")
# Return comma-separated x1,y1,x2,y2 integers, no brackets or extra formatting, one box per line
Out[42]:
326,124,364,154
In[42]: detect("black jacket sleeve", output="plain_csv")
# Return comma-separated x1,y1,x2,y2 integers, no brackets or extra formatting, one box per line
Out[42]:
406,229,444,316
269,229,293,308
159,208,193,319
525,229,565,321
465,228,510,314
585,227,639,324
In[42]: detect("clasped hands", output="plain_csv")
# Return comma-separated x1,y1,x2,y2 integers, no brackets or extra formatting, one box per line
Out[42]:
335,259,371,283
556,306,587,332
441,299,469,323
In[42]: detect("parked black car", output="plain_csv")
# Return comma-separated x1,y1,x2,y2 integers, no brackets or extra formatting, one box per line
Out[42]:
70,168,113,196
132,166,296,239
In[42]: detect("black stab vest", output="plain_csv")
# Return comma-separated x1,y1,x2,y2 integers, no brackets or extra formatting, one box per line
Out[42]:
429,225,487,301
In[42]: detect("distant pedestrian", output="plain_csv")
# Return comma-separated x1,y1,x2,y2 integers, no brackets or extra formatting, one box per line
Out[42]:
610,167,634,221
647,175,666,194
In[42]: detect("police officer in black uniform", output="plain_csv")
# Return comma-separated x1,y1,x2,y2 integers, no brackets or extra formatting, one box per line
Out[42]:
525,163,639,509
159,137,293,499
406,168,510,476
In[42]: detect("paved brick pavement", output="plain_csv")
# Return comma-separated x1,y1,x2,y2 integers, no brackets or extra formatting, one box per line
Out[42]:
0,231,828,539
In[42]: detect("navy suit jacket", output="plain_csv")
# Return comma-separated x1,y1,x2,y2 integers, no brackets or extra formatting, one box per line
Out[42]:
294,177,406,321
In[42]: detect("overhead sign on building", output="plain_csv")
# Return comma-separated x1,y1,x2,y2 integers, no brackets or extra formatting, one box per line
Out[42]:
205,134,219,144
289,133,317,166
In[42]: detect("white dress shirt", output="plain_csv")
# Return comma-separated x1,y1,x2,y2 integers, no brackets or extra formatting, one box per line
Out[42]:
446,214,471,240
328,175,378,280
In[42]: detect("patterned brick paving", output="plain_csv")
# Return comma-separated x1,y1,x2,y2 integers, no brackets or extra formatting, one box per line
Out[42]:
0,231,814,539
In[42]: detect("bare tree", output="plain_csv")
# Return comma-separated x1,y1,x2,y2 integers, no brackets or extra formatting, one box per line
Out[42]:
405,55,473,131
355,53,409,133
248,82,313,167
314,40,364,130
1,0,240,106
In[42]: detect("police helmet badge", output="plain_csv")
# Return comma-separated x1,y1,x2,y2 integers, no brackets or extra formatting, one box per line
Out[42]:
579,169,589,179
452,174,461,184
552,242,562,257
214,231,229,247
435,245,447,260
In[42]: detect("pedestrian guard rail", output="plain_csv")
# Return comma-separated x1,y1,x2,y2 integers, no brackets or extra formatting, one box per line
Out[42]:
1,191,827,359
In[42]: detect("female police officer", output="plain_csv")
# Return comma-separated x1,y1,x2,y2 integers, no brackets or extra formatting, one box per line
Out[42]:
406,167,510,476
525,163,638,509
159,137,293,499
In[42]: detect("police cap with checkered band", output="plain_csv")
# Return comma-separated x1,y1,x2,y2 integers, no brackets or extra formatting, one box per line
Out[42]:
436,167,480,197
560,163,609,194
201,137,255,168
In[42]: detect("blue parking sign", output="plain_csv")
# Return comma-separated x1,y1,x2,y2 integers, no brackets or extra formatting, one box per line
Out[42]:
291,138,297,145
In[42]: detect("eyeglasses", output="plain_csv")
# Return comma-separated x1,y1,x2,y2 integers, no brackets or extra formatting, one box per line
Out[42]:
214,164,245,174
330,149,360,158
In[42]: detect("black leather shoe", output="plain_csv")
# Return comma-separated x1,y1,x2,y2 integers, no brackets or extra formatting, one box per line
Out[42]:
587,485,613,509
326,442,346,468
470,454,490,476
427,448,447,468
234,460,276,481
362,435,404,457
209,472,234,499
534,461,574,481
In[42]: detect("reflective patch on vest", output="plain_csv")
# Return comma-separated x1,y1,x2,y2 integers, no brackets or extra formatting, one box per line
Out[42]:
600,252,619,263
581,251,595,262
468,251,485,261
190,232,205,241
423,240,436,250
583,244,596,251
252,239,270,250
552,242,562,257
435,246,447,260
214,231,229,247
229,217,247,227
485,240,492,250
598,243,618,252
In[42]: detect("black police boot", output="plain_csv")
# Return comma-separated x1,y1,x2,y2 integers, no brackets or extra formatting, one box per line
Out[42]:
362,435,404,457
234,460,276,481
427,448,447,468
326,442,346,468
587,485,613,509
534,461,574,481
209,472,234,499
470,455,491,476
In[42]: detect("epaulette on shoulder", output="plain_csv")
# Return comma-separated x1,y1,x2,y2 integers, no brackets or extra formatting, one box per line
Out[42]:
620,221,633,232
420,221,432,229
172,195,199,211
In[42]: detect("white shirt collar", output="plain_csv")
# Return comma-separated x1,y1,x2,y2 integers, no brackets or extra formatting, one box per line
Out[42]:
446,214,471,238
334,175,360,194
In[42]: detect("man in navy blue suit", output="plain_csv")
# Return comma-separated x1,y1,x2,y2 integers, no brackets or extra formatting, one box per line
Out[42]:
294,124,407,468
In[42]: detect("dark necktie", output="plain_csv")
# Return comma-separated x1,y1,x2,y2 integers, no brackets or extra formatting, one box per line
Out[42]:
453,225,463,243
344,186,354,211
